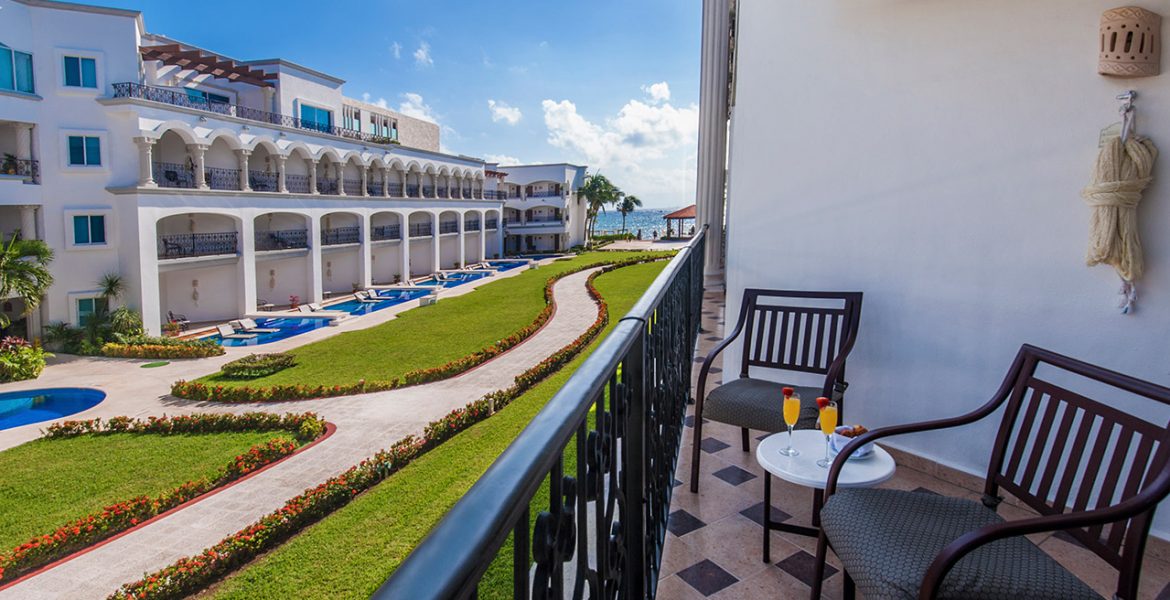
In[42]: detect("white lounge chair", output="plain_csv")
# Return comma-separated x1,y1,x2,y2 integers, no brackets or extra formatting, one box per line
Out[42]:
235,318,280,334
216,324,257,340
297,305,314,313
353,291,379,303
308,302,323,312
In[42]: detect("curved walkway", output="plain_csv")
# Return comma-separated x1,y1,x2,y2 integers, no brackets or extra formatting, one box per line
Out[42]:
0,268,603,600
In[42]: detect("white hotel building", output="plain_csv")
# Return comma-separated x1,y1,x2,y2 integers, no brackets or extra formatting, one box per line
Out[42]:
0,0,588,337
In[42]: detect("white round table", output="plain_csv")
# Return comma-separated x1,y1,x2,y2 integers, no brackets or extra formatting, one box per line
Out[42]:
754,430,896,562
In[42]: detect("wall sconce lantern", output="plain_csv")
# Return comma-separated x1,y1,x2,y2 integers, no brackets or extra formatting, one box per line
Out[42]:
1099,6,1161,77
191,279,200,305
269,269,277,290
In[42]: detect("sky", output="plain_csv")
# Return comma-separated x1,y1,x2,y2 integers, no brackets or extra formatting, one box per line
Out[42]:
80,0,702,209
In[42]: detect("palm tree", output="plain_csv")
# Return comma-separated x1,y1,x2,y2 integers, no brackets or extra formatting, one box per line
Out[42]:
0,233,54,329
617,195,643,234
579,172,622,242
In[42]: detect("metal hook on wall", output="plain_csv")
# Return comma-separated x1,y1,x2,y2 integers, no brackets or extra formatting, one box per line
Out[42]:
1117,90,1137,142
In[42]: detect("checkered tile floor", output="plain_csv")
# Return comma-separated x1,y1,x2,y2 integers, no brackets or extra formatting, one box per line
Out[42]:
658,290,1170,599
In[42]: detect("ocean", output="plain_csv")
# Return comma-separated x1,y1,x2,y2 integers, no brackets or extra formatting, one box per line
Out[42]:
593,208,691,239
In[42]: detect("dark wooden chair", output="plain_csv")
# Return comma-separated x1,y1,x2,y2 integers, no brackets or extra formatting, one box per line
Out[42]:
167,310,190,331
812,344,1170,600
690,289,863,493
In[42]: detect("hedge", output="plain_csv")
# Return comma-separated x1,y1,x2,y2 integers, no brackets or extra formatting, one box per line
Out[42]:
101,341,224,359
219,354,296,379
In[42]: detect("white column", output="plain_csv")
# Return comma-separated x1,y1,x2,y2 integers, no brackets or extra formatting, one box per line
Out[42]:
336,163,347,196
308,215,324,303
276,156,287,193
308,158,319,194
236,149,251,191
238,215,257,315
359,213,373,287
139,217,163,336
14,124,32,160
458,212,466,268
381,167,390,197
360,166,369,197
134,137,157,187
19,205,37,240
400,217,411,280
479,210,487,262
189,145,208,189
431,214,441,272
262,87,276,113
696,0,731,284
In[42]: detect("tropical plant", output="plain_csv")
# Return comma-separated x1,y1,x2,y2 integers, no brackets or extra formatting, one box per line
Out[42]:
97,272,126,302
617,194,643,233
578,172,622,242
108,306,144,337
0,233,53,329
0,336,50,381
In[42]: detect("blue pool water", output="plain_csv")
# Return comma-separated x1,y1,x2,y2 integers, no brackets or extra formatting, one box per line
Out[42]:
417,271,491,288
327,288,431,315
0,388,106,431
212,317,332,346
486,260,529,271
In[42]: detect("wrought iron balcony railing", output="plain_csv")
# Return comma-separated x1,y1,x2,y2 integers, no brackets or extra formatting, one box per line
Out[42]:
157,231,238,259
255,228,308,251
437,188,449,199
368,181,384,196
388,183,404,197
462,187,473,197
317,177,339,195
485,190,508,200
111,82,401,146
2,158,39,184
286,174,311,194
464,220,481,231
409,223,433,237
343,178,363,195
375,230,706,599
473,188,483,198
153,162,196,188
527,190,563,198
321,226,360,245
407,185,420,198
439,221,459,234
422,185,435,198
248,170,278,192
205,166,241,191
486,219,499,229
371,224,401,241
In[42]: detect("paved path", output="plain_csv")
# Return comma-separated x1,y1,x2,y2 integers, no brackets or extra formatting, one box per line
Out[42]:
0,268,602,600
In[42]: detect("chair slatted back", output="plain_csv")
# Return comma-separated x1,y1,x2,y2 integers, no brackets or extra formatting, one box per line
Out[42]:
737,290,862,380
986,346,1170,587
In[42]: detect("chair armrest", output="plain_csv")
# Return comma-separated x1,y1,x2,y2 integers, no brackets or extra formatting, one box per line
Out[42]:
918,483,1169,599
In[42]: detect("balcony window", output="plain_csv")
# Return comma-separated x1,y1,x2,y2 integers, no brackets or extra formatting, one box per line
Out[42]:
67,135,101,166
0,44,34,94
76,297,108,326
72,214,106,245
300,103,333,133
63,55,97,88
185,88,230,106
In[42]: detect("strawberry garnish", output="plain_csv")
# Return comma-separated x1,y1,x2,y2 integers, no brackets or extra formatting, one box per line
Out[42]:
816,396,830,409
781,386,795,397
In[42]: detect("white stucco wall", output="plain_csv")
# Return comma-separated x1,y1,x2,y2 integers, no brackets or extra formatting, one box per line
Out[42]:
725,0,1170,537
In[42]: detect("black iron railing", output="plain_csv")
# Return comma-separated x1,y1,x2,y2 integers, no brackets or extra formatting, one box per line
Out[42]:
317,177,339,195
248,170,278,192
439,221,459,234
255,228,308,251
473,188,482,198
153,162,196,188
372,224,401,241
368,181,383,196
388,183,404,197
438,188,449,199
407,184,420,198
485,190,508,200
409,222,433,237
486,219,499,229
527,216,562,223
528,190,562,198
322,226,360,245
464,219,481,231
2,158,39,183
422,185,435,198
462,187,472,197
341,178,362,195
376,230,707,599
286,174,311,194
111,82,400,146
205,166,240,191
157,231,238,259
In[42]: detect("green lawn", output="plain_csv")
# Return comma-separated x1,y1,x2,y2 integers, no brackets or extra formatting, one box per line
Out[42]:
0,431,293,551
199,251,665,389
203,260,669,600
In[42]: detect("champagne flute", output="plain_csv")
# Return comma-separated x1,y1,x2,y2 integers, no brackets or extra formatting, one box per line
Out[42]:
779,390,800,456
815,399,838,468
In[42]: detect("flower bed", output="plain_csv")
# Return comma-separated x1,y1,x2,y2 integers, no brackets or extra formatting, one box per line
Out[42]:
219,353,296,379
43,412,326,442
170,256,661,403
101,339,224,359
109,263,627,600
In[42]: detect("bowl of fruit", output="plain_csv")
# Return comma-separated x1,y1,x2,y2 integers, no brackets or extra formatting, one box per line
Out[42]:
829,425,874,459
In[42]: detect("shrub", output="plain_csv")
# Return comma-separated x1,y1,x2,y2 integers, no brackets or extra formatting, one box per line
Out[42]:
43,412,327,444
101,339,224,359
220,353,295,379
0,337,50,382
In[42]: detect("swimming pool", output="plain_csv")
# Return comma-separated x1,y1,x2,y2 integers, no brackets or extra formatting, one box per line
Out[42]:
212,317,333,346
486,260,530,271
517,254,563,260
327,288,432,315
417,271,491,288
0,388,106,431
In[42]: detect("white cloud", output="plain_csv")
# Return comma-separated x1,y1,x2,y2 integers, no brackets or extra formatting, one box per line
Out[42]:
484,153,521,165
641,81,671,103
487,100,522,125
413,42,433,68
391,42,402,60
507,65,529,76
541,94,699,207
360,92,390,109
482,52,494,68
397,92,438,123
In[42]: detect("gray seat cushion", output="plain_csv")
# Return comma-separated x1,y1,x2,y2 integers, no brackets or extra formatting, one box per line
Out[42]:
702,378,826,432
820,488,1102,600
